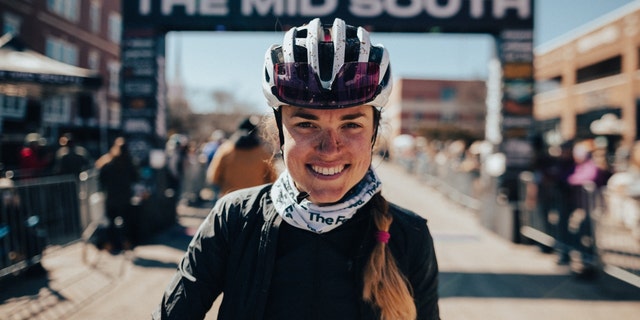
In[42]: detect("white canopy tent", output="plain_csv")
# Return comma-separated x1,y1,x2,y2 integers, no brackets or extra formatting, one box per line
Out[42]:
0,33,101,98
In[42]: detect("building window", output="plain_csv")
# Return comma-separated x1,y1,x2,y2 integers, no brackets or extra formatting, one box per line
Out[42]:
47,0,80,23
42,95,72,124
45,37,78,66
88,50,100,71
576,55,622,83
3,12,22,36
536,75,562,94
90,0,102,34
0,94,28,119
108,60,120,97
108,13,121,44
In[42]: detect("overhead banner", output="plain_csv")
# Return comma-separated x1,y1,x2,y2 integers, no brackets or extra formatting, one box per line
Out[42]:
121,0,534,175
123,0,533,34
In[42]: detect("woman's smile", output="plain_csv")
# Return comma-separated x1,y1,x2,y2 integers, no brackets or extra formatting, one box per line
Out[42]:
309,164,348,176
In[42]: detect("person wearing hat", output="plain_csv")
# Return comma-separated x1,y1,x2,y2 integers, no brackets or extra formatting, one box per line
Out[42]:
155,18,440,320
205,115,278,197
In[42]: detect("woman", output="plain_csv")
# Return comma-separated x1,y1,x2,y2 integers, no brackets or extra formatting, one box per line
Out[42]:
154,18,440,320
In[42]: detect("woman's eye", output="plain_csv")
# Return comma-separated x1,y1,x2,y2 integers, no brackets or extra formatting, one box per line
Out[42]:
296,122,314,128
343,122,362,129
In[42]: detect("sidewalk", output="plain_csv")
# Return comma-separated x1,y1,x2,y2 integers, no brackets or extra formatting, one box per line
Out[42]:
0,160,639,319
0,205,210,320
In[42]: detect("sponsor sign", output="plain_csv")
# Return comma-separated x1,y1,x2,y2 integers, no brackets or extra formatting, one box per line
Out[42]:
120,0,535,172
123,0,533,33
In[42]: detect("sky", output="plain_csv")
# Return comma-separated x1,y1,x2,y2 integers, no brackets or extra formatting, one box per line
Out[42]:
165,0,638,114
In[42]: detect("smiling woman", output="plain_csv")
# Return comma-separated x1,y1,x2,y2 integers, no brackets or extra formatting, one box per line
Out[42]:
155,17,440,320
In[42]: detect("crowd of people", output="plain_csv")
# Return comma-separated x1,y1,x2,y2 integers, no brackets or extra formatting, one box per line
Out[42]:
391,130,640,275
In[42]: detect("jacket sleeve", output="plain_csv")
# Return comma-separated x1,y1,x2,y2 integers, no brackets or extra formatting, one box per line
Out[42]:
153,200,234,319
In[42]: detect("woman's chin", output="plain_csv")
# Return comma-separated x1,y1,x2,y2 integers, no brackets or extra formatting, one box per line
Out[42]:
308,191,347,206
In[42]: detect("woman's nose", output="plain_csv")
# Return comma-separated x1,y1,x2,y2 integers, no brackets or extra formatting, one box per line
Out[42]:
317,130,340,152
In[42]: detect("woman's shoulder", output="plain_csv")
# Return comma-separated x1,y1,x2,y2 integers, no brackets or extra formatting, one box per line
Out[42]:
212,184,274,218
388,202,427,223
387,202,431,235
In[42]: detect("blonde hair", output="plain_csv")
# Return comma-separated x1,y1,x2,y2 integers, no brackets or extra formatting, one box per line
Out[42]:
363,193,417,320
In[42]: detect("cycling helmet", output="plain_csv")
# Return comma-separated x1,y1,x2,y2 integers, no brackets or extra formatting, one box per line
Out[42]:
262,18,392,109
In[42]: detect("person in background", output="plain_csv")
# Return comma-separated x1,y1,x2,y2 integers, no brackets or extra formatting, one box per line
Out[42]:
565,139,610,273
155,18,439,319
567,139,608,187
19,133,51,178
205,116,277,197
165,133,188,201
194,130,226,205
95,136,126,170
201,129,226,167
53,133,92,177
98,138,139,252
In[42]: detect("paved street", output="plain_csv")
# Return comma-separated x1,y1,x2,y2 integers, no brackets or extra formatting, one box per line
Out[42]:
1,159,640,319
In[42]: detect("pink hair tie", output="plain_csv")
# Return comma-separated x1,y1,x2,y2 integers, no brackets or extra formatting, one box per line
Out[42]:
376,231,390,244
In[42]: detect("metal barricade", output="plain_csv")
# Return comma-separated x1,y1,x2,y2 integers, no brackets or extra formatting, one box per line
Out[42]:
411,152,482,211
519,170,640,284
593,188,640,283
518,171,557,249
0,173,91,278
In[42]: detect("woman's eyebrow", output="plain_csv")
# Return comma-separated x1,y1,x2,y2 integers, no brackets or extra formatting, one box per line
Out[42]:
290,110,319,120
341,112,367,121
289,110,367,121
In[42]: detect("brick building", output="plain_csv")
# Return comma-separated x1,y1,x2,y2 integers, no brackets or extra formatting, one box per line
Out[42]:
386,78,487,142
0,0,122,169
534,1,640,152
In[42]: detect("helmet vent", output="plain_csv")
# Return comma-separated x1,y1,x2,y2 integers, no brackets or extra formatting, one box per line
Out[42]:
318,42,334,82
344,39,360,63
369,46,383,64
296,29,307,39
294,46,308,63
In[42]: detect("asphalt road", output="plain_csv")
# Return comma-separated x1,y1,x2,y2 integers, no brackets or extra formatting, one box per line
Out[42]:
1,159,640,319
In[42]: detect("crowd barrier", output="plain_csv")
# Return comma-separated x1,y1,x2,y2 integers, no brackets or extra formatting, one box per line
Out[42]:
0,172,95,278
409,153,516,241
519,172,640,283
0,166,179,279
396,152,640,286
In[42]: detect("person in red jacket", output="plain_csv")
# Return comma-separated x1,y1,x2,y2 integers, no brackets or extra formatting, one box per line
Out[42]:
19,133,51,178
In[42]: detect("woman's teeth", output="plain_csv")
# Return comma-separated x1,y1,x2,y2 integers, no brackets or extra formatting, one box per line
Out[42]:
311,165,345,176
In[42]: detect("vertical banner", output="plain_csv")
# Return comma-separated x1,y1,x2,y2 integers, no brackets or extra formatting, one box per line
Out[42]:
121,29,165,165
497,29,535,200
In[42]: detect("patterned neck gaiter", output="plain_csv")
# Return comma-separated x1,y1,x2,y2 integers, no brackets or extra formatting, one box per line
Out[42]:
270,167,382,234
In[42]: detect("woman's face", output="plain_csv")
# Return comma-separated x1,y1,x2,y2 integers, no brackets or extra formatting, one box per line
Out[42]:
280,105,376,205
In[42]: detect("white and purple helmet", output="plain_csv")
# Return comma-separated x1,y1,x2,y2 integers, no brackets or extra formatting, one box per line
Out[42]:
262,18,393,109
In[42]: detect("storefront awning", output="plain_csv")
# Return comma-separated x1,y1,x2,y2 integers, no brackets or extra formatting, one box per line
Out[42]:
0,34,102,96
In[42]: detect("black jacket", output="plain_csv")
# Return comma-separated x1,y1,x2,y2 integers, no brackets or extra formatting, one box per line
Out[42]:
154,184,440,319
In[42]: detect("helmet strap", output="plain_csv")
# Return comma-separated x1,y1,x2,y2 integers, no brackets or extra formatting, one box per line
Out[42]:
273,108,285,148
372,107,381,147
